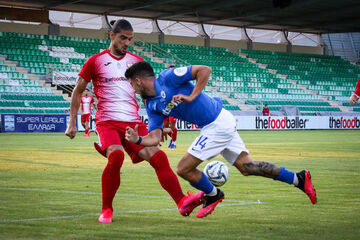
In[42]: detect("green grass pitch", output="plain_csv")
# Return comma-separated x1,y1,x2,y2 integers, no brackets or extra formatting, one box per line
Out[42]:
0,130,359,240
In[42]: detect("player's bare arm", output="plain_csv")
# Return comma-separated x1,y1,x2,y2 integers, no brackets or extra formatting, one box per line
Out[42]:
125,125,162,146
172,65,212,103
65,76,88,139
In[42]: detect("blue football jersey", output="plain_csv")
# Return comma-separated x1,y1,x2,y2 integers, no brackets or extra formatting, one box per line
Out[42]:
145,66,223,132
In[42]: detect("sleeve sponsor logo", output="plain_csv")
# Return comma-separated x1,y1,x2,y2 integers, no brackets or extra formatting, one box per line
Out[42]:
173,67,188,76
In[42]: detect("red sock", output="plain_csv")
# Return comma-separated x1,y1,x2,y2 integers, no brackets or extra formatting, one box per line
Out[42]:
171,128,177,142
150,151,184,204
101,150,124,210
85,129,89,134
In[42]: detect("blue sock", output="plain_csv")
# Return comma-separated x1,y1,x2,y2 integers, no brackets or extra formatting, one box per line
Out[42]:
274,167,294,185
190,172,215,194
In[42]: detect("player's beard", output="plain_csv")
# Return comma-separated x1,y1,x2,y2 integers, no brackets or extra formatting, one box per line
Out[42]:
114,43,127,56
139,87,150,99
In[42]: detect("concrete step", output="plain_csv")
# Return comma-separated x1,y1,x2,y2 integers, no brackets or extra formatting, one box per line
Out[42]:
133,45,168,66
1,57,71,102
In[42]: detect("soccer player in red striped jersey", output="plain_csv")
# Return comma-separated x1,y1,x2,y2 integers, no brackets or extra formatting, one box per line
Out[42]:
80,89,95,137
163,116,178,149
349,78,360,105
65,19,203,223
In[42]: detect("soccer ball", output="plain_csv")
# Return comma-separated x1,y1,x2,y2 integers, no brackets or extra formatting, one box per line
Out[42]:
203,161,229,187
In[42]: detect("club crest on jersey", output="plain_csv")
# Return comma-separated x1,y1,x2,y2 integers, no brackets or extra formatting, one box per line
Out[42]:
126,62,133,68
174,67,188,76
162,100,180,116
161,90,166,99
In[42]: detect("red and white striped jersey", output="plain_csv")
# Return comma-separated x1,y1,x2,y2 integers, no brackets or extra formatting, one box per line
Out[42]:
79,49,143,123
81,96,94,115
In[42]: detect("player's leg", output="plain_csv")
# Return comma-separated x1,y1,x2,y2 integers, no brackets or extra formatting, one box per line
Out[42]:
124,122,203,216
84,121,90,137
163,119,173,148
233,151,317,204
81,115,87,137
86,114,92,136
138,147,204,216
177,153,224,218
138,147,184,202
169,120,177,149
97,122,125,222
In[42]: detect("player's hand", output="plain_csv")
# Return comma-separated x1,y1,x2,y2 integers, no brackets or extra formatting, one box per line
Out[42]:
125,124,139,143
161,128,173,142
65,124,77,139
172,94,193,103
349,94,359,105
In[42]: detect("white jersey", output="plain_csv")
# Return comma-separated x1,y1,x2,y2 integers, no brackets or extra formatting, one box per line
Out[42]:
79,49,143,123
81,96,94,115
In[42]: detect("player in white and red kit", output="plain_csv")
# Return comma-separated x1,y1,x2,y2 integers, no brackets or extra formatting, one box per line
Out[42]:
65,19,203,223
163,116,178,149
349,78,360,105
163,65,178,149
80,89,95,137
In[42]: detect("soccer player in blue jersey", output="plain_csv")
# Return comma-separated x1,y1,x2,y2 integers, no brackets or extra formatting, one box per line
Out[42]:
124,62,317,218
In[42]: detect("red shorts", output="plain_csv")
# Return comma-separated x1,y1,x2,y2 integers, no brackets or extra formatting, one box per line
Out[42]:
81,114,91,123
96,121,148,164
164,116,177,123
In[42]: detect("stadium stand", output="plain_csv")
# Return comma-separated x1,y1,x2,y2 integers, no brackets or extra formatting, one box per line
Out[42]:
1,31,359,115
240,49,360,114
136,41,360,114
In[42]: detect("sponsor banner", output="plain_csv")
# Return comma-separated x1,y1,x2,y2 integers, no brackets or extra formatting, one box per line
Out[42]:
75,114,199,131
52,71,78,85
236,116,360,130
1,114,69,133
328,116,360,129
140,115,199,131
74,114,360,132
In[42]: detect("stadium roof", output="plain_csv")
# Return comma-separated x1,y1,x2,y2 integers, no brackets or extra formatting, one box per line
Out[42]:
1,0,360,34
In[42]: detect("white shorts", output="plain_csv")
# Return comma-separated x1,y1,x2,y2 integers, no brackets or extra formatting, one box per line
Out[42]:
187,108,249,165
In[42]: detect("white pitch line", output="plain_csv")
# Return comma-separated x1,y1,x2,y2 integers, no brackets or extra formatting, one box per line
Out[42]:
0,186,171,199
0,201,267,223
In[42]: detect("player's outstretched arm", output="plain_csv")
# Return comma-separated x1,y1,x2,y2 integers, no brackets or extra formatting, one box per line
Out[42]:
125,125,162,147
65,77,88,139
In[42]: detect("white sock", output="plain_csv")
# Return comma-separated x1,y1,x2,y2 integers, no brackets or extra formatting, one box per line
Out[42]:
206,186,218,196
293,173,299,186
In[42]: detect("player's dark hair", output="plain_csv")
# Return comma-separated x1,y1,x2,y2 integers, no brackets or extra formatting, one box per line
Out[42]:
110,19,133,34
168,64,175,69
125,61,155,80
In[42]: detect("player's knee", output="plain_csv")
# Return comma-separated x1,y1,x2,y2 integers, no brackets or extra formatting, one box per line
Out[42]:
176,165,186,178
234,152,252,176
108,150,125,169
106,145,123,158
176,164,191,179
